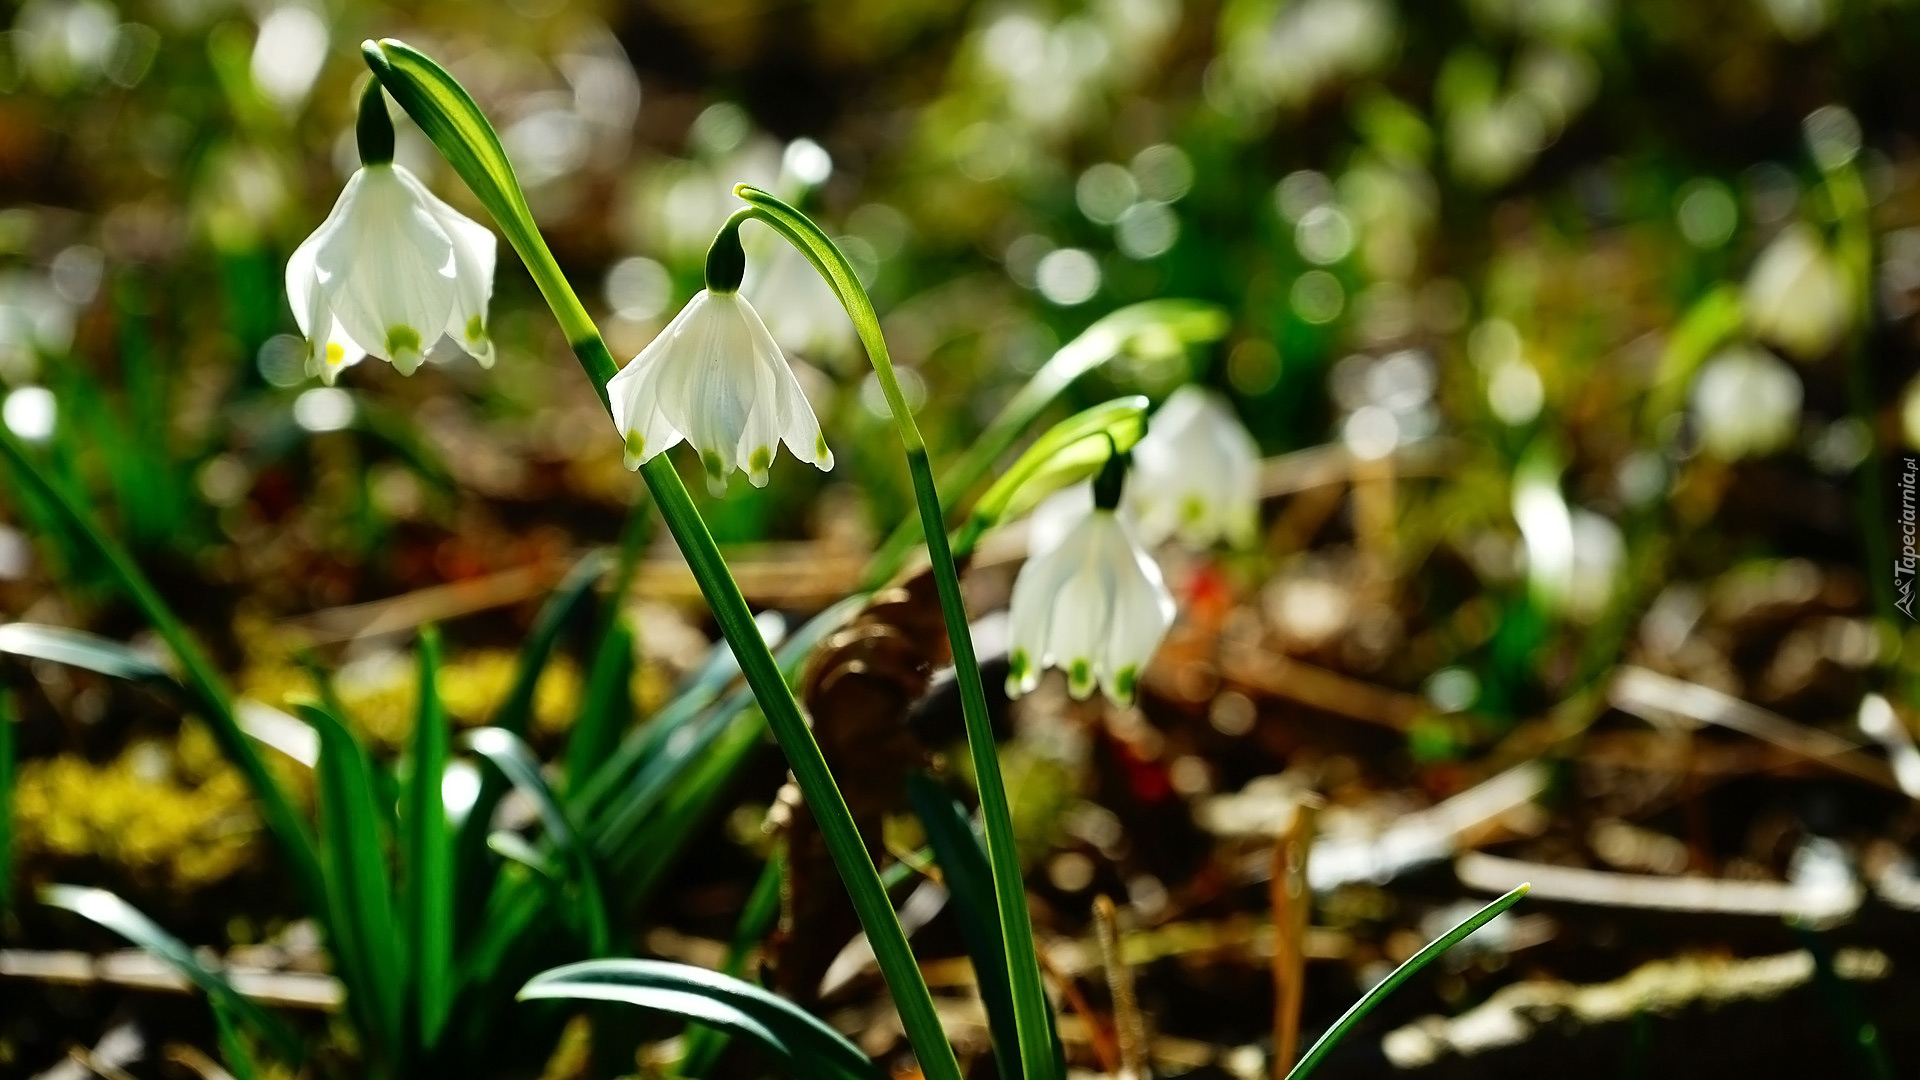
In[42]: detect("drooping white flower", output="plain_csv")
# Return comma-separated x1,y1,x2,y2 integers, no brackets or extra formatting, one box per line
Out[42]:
1744,222,1854,361
285,162,497,385
607,288,834,496
1128,385,1261,548
1006,492,1175,706
1691,345,1803,460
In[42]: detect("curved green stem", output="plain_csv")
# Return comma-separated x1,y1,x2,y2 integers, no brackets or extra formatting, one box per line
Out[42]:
734,185,1056,1080
364,42,962,1080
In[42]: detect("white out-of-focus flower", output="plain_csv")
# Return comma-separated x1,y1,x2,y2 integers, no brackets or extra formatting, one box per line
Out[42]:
1007,462,1175,705
1129,385,1261,548
1745,222,1855,361
1691,345,1803,460
285,162,496,384
607,288,834,496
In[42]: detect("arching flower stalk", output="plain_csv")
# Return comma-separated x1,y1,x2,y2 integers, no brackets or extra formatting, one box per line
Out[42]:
285,82,496,384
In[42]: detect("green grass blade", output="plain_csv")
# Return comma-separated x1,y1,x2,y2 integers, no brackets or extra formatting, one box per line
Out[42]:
907,774,1061,1080
452,551,608,938
465,727,609,954
567,618,635,792
295,700,405,1061
402,627,453,1056
41,884,305,1064
0,623,176,683
863,300,1228,586
520,959,884,1080
210,995,263,1080
1285,884,1530,1080
678,847,785,1078
0,430,323,910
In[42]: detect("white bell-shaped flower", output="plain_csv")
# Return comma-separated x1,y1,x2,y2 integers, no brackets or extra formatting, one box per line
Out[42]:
1006,466,1175,706
285,162,497,385
1691,344,1803,460
1744,222,1854,361
1128,386,1261,548
607,288,834,496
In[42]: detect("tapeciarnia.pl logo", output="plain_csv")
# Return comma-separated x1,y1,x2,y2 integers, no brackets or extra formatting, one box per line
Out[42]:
1899,454,1919,619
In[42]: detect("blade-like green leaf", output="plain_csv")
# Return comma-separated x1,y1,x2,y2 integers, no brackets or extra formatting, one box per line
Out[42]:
402,627,453,1056
210,995,263,1080
679,847,786,1078
296,700,404,1060
952,397,1149,557
1285,884,1531,1080
41,885,304,1063
0,430,323,909
908,774,1061,1080
453,551,608,940
0,622,175,683
465,727,609,954
567,618,635,792
519,959,883,1080
864,300,1229,586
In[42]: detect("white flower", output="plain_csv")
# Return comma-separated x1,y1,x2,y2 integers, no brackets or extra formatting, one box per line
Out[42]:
1691,345,1803,460
1744,222,1854,361
608,288,834,496
1128,386,1261,548
285,162,496,385
1006,499,1175,706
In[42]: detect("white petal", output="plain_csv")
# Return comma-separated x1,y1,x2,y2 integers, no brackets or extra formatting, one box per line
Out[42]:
1129,385,1262,548
399,167,499,367
736,295,833,473
1041,517,1122,700
1098,520,1175,703
314,165,456,374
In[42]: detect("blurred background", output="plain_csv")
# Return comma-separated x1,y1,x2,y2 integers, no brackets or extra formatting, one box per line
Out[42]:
5,0,1920,1076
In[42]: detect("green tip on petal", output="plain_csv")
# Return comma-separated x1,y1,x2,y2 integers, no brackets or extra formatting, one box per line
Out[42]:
702,451,729,497
465,315,485,343
815,431,831,464
1006,648,1031,697
1068,658,1094,697
1113,665,1138,704
749,445,772,474
386,324,421,357
623,430,646,468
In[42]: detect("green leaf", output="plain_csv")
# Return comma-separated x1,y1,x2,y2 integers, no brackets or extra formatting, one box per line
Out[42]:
1285,884,1531,1080
908,774,1062,1080
453,551,609,938
954,397,1150,556
0,428,324,910
568,618,635,792
465,727,609,954
210,995,263,1080
41,885,304,1064
679,848,786,1078
295,700,405,1060
0,622,175,683
519,959,883,1080
864,300,1228,585
401,627,454,1055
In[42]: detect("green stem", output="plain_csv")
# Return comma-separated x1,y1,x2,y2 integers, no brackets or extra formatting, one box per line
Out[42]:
735,185,1055,1080
0,427,324,910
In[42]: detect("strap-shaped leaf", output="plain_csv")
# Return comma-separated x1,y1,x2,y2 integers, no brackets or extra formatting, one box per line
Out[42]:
908,774,1063,1080
465,727,609,953
0,622,175,683
42,885,304,1063
1286,884,1531,1079
402,627,453,1054
954,397,1149,556
294,700,404,1059
519,959,882,1080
